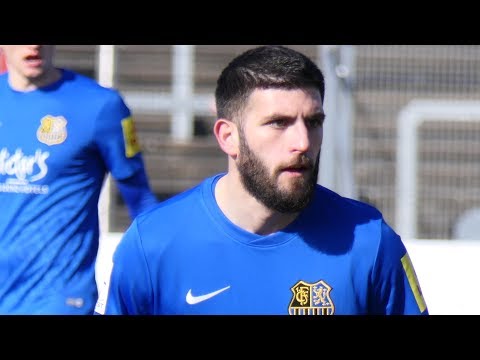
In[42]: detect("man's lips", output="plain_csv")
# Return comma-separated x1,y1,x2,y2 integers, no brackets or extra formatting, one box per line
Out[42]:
24,57,43,68
281,165,310,174
280,156,314,174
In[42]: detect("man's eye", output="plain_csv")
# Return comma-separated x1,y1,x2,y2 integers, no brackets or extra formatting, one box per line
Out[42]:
269,119,288,128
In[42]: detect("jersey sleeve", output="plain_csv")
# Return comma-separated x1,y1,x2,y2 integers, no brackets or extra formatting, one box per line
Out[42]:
116,168,158,219
94,90,146,180
94,220,153,315
372,220,429,315
94,89,158,218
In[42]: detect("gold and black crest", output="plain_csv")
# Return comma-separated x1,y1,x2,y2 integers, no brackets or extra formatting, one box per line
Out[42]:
37,115,68,145
288,280,335,315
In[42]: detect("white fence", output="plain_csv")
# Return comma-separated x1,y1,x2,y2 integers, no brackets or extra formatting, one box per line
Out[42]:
396,99,480,240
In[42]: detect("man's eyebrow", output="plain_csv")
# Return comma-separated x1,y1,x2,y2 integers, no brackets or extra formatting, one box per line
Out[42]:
260,113,294,123
263,111,325,122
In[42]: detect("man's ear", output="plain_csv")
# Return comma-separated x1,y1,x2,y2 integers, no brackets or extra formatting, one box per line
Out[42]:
213,118,238,157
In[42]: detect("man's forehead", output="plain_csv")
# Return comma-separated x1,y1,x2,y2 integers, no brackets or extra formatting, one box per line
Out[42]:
246,88,323,111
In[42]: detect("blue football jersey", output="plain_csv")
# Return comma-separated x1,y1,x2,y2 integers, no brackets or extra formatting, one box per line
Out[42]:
96,173,428,315
0,69,148,314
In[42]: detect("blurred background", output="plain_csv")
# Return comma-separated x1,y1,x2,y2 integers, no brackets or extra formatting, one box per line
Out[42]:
3,45,479,314
51,45,480,241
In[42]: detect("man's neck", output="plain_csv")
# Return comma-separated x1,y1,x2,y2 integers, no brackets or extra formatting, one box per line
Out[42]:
8,67,62,92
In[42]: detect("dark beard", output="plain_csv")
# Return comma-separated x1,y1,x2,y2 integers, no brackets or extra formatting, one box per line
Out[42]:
237,131,319,213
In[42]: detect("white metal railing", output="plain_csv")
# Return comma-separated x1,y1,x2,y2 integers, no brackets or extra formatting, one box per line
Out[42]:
122,91,214,117
395,99,480,239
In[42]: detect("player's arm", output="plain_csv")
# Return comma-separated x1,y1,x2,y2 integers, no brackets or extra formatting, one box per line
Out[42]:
372,220,429,315
95,90,158,219
116,170,158,219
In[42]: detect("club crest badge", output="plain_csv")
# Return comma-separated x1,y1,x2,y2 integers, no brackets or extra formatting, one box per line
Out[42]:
37,115,68,145
288,279,335,315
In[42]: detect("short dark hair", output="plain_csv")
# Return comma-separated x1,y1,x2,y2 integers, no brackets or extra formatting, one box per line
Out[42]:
215,45,325,122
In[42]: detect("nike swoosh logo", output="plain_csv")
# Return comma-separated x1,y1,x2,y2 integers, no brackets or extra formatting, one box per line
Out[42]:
186,285,231,305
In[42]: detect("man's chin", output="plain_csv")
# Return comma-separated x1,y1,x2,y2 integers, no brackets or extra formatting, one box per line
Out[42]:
280,177,310,191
